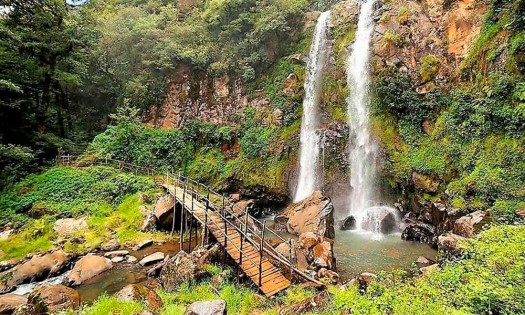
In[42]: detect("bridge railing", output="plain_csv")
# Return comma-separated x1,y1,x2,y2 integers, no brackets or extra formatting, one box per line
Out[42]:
56,154,323,286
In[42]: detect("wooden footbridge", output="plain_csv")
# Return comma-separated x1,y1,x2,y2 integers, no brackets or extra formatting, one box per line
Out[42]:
57,155,323,297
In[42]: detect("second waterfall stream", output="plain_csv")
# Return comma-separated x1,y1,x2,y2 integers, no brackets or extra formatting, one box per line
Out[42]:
346,0,399,236
294,11,331,202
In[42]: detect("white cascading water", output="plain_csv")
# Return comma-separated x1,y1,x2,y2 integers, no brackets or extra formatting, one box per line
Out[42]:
346,0,399,238
294,11,331,202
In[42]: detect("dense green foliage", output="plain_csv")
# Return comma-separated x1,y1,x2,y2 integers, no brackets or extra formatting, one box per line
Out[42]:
0,166,154,228
88,118,291,194
0,166,163,259
0,0,101,151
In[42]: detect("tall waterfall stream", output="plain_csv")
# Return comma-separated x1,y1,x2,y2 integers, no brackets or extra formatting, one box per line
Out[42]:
294,11,331,202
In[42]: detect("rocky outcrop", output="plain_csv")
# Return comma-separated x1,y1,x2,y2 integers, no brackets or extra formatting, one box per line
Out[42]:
340,216,356,230
66,255,113,286
453,210,491,238
0,294,27,314
279,191,335,239
27,284,81,313
401,222,437,245
53,217,88,236
312,241,335,270
184,300,226,315
0,250,70,293
291,232,337,281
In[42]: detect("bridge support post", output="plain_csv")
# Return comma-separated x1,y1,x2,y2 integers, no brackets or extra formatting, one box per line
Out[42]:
239,212,249,269
189,190,194,252
180,183,187,252
289,239,294,281
203,187,210,247
258,222,266,288
222,194,227,264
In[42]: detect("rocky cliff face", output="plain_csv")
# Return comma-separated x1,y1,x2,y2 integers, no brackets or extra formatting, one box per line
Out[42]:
372,0,487,88
145,65,251,129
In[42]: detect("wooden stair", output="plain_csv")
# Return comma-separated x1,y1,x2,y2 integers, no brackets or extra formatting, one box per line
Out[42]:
164,185,291,297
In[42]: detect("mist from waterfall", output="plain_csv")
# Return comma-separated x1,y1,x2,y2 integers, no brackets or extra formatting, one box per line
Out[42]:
346,0,397,236
294,11,331,202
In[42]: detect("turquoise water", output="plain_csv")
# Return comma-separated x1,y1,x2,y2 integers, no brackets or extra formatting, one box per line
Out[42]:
334,229,437,278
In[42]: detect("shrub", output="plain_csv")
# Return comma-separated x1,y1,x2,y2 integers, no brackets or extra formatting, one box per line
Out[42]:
239,127,275,158
420,54,440,83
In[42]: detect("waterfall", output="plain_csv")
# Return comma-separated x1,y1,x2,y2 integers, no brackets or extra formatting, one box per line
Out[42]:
294,11,331,202
346,0,397,236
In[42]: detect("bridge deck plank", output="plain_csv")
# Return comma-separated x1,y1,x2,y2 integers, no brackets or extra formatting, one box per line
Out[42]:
164,185,291,297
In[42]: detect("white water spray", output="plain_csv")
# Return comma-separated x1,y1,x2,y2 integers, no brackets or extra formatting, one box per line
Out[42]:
346,0,398,236
294,11,331,202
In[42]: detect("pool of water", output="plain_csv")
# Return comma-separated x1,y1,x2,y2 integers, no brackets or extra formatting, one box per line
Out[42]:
262,215,437,280
334,230,437,278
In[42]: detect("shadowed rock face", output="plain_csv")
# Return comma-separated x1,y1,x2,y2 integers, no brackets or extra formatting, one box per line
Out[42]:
279,191,335,239
154,194,175,230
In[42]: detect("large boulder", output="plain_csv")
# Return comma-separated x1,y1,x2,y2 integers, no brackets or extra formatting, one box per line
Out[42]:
66,255,113,286
298,232,322,251
280,191,335,239
53,217,88,236
154,195,175,229
0,293,27,314
27,284,81,313
184,300,226,315
438,233,467,258
280,291,331,315
231,199,255,217
1,250,70,292
401,222,437,246
361,207,399,234
340,216,356,230
139,252,165,266
453,210,491,238
115,283,163,310
159,251,204,292
312,241,335,270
